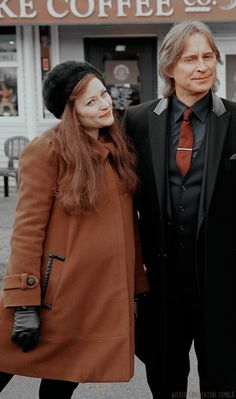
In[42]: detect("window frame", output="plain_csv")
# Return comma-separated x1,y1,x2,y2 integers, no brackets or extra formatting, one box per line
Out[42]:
0,26,24,123
34,25,60,124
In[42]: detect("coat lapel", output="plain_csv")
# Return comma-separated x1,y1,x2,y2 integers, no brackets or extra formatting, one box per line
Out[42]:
197,94,230,235
148,98,169,215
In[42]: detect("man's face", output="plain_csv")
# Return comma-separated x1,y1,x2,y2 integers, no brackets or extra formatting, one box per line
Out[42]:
167,33,217,105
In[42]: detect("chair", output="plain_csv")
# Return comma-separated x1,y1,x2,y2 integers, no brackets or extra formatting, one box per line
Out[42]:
0,136,30,197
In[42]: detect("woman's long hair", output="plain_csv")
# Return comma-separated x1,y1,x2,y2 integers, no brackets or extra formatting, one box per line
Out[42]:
53,74,139,214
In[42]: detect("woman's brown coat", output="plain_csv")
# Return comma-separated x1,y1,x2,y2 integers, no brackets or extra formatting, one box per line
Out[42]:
0,129,149,382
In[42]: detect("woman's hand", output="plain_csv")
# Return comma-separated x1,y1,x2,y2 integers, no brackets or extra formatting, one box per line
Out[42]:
11,307,40,352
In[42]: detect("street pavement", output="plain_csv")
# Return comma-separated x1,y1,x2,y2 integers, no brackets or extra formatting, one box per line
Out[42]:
0,189,200,398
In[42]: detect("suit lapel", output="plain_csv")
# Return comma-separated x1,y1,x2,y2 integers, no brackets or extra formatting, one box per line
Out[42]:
197,94,230,236
148,98,169,215
205,110,230,211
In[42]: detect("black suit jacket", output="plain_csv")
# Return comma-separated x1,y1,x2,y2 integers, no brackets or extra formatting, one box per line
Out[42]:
124,92,236,385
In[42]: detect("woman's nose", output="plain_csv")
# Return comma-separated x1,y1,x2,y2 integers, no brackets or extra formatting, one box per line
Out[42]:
99,98,110,108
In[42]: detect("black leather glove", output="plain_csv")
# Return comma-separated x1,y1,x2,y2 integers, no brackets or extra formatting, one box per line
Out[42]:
11,306,40,352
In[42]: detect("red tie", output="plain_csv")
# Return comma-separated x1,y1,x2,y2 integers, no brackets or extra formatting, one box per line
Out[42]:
176,108,193,176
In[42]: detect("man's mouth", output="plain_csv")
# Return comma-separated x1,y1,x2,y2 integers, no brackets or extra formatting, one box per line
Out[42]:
192,76,211,81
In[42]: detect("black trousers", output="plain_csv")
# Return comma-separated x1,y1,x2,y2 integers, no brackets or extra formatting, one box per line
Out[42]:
144,291,204,399
142,263,236,399
0,371,79,398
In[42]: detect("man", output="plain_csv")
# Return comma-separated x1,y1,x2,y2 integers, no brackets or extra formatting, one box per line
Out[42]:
124,21,236,399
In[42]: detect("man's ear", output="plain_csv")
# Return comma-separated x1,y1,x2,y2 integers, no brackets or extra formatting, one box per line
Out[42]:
165,67,173,78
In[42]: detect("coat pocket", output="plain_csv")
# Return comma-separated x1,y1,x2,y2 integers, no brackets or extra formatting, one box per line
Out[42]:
41,253,65,310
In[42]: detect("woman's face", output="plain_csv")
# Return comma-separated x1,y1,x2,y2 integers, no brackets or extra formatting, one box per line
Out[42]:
74,77,114,138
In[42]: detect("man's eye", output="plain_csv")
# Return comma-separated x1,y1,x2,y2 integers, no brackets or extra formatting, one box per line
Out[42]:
183,57,193,62
204,54,215,59
102,90,108,96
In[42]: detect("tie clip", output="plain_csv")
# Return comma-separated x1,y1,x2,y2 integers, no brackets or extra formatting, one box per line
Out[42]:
177,147,192,151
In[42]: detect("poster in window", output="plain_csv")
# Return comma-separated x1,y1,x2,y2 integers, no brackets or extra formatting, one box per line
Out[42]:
104,60,140,113
0,67,18,116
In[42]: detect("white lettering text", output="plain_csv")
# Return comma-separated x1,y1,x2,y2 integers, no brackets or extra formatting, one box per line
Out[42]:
117,0,131,17
98,0,112,17
0,0,17,18
184,0,196,5
156,0,174,16
19,0,37,18
47,0,69,18
71,0,94,17
136,0,153,16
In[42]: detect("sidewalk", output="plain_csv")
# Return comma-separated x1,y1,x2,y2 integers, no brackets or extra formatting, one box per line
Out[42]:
0,190,199,398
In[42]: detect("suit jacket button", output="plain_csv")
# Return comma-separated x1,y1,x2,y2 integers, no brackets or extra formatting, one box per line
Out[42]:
179,224,185,232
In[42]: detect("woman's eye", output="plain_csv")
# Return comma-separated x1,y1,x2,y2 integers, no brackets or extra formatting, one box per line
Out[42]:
87,99,95,106
102,90,108,96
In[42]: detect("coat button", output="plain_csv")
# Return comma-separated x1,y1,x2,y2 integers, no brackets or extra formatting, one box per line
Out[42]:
27,277,36,286
181,185,187,191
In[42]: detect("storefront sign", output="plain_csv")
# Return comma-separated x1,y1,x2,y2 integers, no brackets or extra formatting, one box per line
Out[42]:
0,0,235,24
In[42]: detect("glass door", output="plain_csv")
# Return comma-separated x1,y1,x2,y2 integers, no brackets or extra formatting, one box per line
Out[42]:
84,37,157,114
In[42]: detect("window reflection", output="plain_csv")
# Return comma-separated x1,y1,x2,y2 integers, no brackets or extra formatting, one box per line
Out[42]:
226,55,236,102
0,26,17,62
0,69,18,116
39,26,51,82
0,27,18,117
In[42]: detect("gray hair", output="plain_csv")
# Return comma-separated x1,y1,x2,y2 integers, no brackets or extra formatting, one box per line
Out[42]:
159,20,223,97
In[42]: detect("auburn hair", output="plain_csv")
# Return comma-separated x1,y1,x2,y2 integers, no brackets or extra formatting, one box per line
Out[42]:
52,74,139,214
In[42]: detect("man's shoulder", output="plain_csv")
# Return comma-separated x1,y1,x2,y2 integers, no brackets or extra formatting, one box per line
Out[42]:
221,97,236,112
127,98,161,116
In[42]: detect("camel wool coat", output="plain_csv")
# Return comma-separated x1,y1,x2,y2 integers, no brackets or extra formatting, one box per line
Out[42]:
0,128,149,382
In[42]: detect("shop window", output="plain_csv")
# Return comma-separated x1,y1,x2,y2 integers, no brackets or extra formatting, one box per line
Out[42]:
0,27,18,117
39,26,52,118
226,55,236,102
39,26,51,82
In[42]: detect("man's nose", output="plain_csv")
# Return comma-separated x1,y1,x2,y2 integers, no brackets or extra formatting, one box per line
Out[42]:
196,58,208,71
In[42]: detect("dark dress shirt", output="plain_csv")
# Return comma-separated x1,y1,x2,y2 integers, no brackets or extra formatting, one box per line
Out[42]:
169,91,212,159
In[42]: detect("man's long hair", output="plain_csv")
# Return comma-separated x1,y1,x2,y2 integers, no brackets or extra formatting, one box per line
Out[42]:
159,20,223,97
52,74,139,214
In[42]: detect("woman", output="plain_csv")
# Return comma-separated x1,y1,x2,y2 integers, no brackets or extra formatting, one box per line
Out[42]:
0,61,149,398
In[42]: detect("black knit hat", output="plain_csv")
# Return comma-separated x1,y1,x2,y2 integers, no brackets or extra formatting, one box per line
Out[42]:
42,60,104,119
